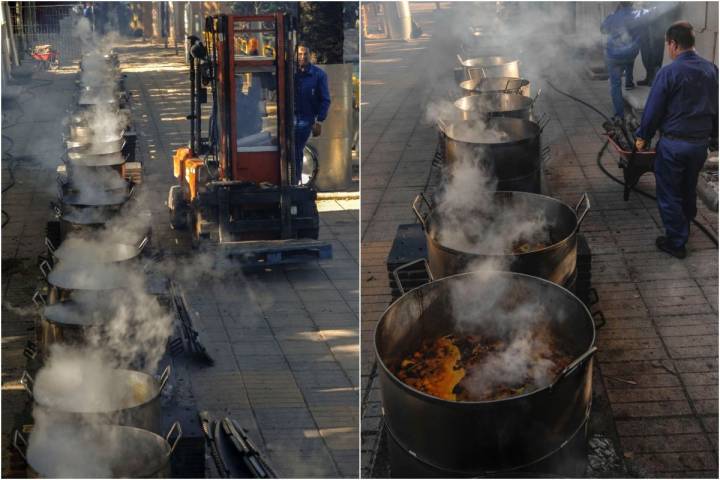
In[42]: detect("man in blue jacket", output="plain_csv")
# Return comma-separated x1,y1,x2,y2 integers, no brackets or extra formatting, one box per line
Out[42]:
601,2,649,123
294,44,331,184
635,21,718,258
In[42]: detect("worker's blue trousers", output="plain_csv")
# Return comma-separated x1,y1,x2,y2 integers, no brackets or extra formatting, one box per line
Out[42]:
606,57,635,118
654,137,708,249
294,122,312,185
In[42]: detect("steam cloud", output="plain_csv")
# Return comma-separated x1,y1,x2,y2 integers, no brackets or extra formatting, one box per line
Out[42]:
415,3,584,401
26,14,175,473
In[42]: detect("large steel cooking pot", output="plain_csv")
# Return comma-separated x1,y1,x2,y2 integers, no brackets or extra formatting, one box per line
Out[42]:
412,192,590,285
458,56,520,81
441,117,549,193
67,106,131,131
66,137,124,152
53,202,116,226
21,366,170,434
60,166,131,205
65,151,126,167
60,187,131,208
14,421,181,478
41,259,133,291
376,268,597,474
48,236,148,265
454,92,540,121
66,125,123,144
459,77,531,97
30,289,117,353
67,139,125,157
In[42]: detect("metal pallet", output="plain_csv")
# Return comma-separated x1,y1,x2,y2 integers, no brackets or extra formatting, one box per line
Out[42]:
216,239,332,266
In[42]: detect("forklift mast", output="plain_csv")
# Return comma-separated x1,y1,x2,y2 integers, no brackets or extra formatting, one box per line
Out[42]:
205,13,297,186
173,12,321,245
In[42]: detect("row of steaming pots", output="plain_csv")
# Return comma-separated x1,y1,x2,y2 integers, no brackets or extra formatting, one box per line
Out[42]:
14,51,181,479
374,44,598,475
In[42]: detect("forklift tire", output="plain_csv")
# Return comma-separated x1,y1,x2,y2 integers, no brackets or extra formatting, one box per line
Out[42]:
168,186,188,230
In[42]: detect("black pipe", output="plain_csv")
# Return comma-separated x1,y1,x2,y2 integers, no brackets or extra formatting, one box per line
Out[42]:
545,79,718,246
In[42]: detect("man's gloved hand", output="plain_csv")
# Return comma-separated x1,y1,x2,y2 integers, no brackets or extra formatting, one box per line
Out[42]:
312,122,322,137
635,137,647,151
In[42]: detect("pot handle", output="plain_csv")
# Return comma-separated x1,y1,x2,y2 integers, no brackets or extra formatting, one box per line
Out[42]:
411,193,432,230
550,346,598,390
137,236,149,253
436,117,448,134
158,364,171,393
165,421,183,457
456,54,465,66
573,192,591,233
39,260,52,279
541,145,552,166
392,258,434,296
531,88,542,109
20,370,35,398
31,290,47,308
45,237,56,253
50,201,62,218
537,113,550,133
13,430,28,461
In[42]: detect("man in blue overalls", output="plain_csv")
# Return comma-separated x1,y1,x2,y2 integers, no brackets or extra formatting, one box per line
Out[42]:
294,44,331,185
601,2,645,123
635,21,718,259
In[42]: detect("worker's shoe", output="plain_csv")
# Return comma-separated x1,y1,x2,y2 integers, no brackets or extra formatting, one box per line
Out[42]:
656,236,686,259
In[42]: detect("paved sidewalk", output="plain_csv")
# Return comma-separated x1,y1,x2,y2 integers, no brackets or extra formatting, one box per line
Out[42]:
360,3,717,478
124,42,359,478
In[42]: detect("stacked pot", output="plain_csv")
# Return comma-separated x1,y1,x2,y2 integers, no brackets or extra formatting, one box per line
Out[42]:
54,50,137,242
14,48,180,478
376,25,598,477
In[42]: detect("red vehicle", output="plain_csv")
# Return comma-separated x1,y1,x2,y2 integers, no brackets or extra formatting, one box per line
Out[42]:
30,44,59,70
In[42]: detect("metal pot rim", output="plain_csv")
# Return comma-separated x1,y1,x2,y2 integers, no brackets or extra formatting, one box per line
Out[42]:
460,56,519,67
459,77,530,90
425,191,579,257
374,270,596,406
53,241,142,264
32,368,164,414
443,118,539,144
454,93,533,113
25,423,172,478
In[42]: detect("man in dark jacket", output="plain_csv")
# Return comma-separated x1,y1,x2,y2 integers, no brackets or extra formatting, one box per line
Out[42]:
601,2,651,122
635,21,719,258
294,44,331,184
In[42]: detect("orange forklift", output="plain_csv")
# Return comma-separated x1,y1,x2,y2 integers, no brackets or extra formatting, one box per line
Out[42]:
169,13,330,263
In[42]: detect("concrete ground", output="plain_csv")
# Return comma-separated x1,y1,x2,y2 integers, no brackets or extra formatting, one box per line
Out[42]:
361,3,718,478
2,40,358,478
